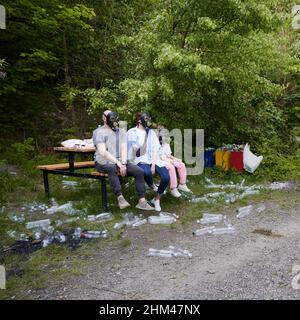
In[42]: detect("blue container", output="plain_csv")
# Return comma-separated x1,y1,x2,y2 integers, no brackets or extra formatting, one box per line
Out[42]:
204,149,215,168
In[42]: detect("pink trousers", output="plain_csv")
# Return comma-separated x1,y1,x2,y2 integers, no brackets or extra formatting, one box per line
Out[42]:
164,160,187,189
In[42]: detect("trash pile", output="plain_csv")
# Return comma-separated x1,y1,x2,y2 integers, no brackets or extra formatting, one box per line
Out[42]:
4,199,111,251
148,246,192,258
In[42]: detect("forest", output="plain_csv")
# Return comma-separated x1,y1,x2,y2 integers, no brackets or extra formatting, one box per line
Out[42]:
0,0,299,153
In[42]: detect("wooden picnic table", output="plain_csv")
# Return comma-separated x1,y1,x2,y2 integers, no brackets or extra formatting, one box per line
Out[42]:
54,146,96,173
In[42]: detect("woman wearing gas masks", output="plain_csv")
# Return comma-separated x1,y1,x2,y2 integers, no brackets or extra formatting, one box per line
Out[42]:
93,110,153,211
127,112,170,212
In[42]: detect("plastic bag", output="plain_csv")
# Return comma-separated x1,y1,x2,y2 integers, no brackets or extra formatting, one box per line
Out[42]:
243,143,263,173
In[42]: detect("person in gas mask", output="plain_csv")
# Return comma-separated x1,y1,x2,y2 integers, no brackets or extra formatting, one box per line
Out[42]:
127,112,170,212
93,110,153,211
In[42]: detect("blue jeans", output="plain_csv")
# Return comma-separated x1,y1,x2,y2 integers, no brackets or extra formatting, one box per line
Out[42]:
137,163,170,196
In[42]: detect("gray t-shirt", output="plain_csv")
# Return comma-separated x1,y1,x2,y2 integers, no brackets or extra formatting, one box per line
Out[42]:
93,126,126,165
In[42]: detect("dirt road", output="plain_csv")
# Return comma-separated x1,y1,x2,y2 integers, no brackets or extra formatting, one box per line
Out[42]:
34,193,300,300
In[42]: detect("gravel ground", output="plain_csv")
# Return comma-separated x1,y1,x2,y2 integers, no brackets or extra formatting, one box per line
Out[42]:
33,192,300,300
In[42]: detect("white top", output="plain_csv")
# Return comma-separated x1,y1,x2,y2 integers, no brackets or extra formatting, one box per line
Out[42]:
127,127,165,167
159,143,172,156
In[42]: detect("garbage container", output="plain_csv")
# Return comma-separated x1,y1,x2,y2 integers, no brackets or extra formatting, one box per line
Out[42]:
230,151,244,172
204,149,215,168
215,150,230,171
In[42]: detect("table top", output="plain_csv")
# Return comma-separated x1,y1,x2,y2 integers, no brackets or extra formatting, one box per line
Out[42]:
54,146,96,153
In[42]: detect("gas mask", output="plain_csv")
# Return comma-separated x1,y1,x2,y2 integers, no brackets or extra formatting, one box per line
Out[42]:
140,112,152,132
105,111,119,131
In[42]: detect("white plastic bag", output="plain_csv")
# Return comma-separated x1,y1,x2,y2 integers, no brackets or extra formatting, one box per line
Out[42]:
243,143,263,173
61,139,89,148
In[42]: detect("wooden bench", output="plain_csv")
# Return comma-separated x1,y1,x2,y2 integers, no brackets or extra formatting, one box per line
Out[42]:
37,161,95,171
37,162,121,211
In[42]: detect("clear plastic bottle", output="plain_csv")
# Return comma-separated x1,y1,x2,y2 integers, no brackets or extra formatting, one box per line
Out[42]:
193,226,215,236
148,216,176,224
148,248,173,257
212,226,235,234
26,219,51,229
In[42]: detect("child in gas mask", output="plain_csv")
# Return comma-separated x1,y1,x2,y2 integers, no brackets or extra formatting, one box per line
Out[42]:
158,127,191,197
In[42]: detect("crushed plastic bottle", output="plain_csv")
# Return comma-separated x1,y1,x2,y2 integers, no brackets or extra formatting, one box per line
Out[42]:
8,212,25,222
206,191,226,198
62,180,78,188
55,217,80,226
193,226,215,236
224,193,239,204
236,205,254,218
148,215,176,224
148,247,192,258
7,230,29,241
168,246,192,258
256,205,266,213
26,219,51,229
190,196,210,204
73,227,82,239
132,219,147,227
46,201,79,215
82,230,108,239
148,248,173,258
113,219,128,230
197,215,225,225
160,212,179,219
240,189,260,199
87,212,112,222
212,226,235,234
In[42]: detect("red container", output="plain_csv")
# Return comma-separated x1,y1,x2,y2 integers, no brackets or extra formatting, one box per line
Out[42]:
230,151,244,172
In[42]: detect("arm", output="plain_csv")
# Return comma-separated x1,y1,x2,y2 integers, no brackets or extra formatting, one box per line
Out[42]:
96,143,126,175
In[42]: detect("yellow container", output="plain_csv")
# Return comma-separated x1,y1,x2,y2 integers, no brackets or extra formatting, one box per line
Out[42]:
215,150,230,171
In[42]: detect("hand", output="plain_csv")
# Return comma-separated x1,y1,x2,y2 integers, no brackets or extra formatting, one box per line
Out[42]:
151,163,156,174
117,162,127,177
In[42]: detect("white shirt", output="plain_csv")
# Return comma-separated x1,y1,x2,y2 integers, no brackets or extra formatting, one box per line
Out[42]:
159,143,172,157
127,127,165,167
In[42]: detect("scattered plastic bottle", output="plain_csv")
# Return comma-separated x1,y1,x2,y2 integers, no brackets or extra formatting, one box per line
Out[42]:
56,217,79,226
236,205,253,218
8,212,25,222
193,226,215,236
132,219,147,227
26,219,51,229
212,226,235,234
73,227,82,239
148,248,173,258
256,205,266,213
168,246,192,258
197,215,225,225
148,216,176,224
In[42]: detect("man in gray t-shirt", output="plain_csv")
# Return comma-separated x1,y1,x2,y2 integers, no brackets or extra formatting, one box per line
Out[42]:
93,110,153,211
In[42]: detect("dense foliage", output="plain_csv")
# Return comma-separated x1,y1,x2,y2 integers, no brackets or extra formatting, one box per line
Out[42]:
0,0,299,153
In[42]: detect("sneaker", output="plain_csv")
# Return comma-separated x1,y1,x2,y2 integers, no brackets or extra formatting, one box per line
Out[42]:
170,188,181,198
151,184,158,192
117,195,130,209
136,200,154,211
154,199,161,212
178,184,192,193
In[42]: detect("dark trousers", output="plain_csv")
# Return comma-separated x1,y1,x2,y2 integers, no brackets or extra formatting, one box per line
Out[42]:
95,162,146,199
137,163,170,196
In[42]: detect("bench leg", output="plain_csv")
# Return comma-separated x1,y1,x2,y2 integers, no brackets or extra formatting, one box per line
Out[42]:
100,176,108,212
43,171,50,197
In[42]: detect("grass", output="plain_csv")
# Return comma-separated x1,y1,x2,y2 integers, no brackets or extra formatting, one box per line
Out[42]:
0,151,299,299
